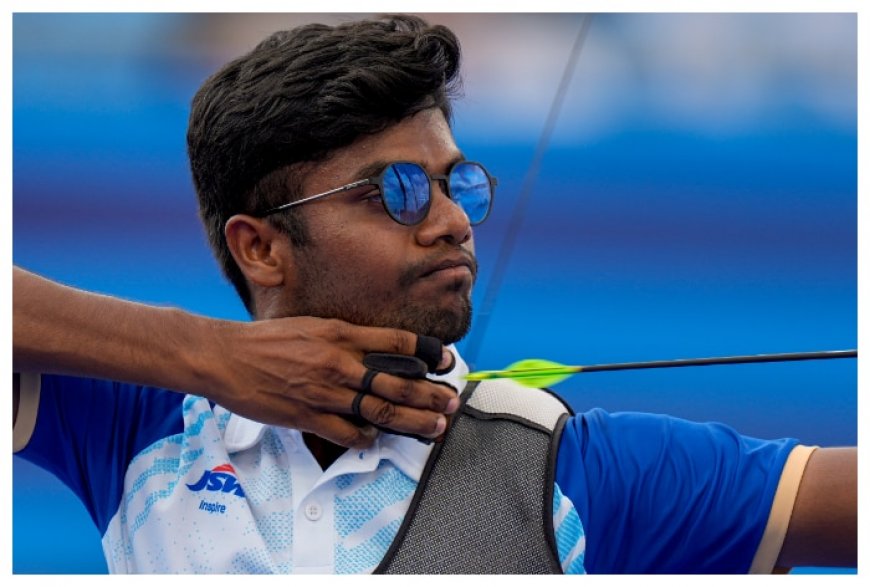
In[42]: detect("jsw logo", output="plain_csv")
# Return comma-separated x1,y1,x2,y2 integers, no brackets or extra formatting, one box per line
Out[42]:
186,463,246,497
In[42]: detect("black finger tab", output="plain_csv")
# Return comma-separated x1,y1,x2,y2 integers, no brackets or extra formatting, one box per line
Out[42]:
360,369,378,394
351,391,367,420
414,335,443,372
363,353,428,379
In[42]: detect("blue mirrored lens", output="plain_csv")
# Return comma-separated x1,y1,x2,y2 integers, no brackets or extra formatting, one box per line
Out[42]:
382,163,430,224
449,162,492,225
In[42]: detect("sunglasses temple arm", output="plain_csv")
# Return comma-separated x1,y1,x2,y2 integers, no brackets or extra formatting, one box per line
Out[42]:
261,179,372,216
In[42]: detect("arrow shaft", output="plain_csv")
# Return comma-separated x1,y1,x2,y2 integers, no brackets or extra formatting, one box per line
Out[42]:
468,350,857,382
578,350,857,373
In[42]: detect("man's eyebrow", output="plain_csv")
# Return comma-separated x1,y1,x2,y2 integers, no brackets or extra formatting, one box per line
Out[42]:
352,160,392,181
351,154,468,181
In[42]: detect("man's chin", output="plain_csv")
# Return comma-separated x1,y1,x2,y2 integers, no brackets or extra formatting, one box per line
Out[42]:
414,305,472,345
373,297,471,345
287,291,472,344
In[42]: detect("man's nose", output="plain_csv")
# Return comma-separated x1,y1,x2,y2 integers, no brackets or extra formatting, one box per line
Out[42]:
415,180,472,246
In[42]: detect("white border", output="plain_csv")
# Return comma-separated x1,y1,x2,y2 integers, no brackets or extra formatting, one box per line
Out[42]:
1,0,865,581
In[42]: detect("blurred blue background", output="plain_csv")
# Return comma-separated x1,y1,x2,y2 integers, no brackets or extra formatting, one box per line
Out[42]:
12,13,857,574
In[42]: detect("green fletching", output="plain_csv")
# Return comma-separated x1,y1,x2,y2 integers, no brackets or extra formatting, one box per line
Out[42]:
465,358,580,388
504,358,567,372
503,359,578,387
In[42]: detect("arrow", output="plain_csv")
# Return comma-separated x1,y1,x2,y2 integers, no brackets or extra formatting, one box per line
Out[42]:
464,349,858,388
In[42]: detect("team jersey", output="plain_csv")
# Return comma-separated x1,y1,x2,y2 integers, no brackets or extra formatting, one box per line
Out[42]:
13,353,803,574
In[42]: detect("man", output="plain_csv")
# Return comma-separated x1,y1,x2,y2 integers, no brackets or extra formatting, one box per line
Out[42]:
13,15,856,574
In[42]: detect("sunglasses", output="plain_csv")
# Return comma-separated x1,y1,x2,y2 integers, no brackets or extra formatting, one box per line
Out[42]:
259,160,496,226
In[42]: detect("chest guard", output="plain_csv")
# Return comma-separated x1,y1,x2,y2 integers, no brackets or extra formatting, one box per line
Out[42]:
376,379,572,574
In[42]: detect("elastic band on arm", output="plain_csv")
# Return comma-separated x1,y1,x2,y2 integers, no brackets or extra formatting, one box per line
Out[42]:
749,444,818,573
13,372,41,453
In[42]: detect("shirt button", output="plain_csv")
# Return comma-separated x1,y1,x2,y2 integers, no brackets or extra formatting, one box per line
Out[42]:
304,502,322,521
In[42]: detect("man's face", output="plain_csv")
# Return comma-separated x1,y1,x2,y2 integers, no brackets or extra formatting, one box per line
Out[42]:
281,108,478,344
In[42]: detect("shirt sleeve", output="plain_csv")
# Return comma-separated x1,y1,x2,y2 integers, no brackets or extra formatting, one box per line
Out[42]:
748,444,817,573
14,373,185,535
554,408,799,573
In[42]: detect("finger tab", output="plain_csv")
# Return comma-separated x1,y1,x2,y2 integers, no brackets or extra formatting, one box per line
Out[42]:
363,353,428,378
414,335,443,372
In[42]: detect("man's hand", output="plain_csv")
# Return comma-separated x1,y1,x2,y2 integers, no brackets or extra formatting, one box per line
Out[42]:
197,316,459,448
13,267,459,448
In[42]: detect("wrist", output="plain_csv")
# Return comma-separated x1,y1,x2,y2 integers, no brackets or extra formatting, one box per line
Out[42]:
176,311,242,404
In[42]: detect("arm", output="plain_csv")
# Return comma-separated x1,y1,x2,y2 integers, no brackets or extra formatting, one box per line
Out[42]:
13,266,458,448
557,410,855,573
776,447,857,568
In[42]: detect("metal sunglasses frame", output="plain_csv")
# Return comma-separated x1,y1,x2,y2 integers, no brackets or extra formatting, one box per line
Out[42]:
258,160,497,226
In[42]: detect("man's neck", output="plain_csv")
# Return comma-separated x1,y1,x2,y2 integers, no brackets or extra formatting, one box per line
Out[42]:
303,432,348,470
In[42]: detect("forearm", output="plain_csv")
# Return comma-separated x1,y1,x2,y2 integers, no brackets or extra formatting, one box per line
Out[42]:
13,266,221,394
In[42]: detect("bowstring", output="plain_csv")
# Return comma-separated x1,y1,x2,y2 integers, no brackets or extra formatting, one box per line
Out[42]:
464,14,594,367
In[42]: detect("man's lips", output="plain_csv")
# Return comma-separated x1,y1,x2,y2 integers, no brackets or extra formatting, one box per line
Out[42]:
419,254,477,281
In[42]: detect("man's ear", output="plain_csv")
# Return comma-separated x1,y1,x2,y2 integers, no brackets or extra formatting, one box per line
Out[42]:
224,214,291,288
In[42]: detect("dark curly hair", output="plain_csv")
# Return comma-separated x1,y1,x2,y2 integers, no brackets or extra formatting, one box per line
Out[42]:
187,15,463,313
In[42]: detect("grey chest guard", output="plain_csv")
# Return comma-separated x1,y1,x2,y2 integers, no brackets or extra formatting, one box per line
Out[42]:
375,379,572,574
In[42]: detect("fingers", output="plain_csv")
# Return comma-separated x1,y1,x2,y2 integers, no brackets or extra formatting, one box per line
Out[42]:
353,392,449,440
363,369,460,414
347,368,458,440
326,320,454,373
291,378,451,446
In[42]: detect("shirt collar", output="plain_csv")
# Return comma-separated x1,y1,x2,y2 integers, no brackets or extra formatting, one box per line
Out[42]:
222,345,469,482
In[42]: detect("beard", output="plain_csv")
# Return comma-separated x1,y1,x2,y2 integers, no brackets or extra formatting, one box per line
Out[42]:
289,246,476,344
